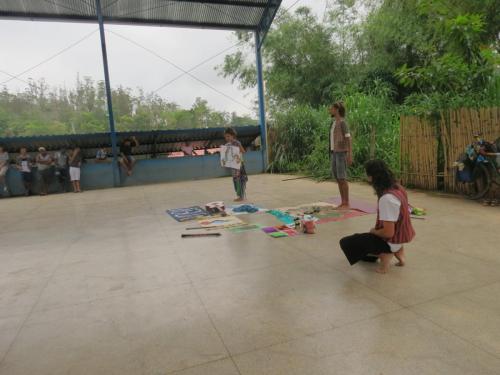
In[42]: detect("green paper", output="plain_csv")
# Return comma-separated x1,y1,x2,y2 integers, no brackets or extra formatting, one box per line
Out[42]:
269,231,288,238
229,224,263,233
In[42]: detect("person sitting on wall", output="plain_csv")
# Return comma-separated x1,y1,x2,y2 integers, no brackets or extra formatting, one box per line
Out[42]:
95,147,108,163
119,136,139,176
181,142,196,156
339,160,416,274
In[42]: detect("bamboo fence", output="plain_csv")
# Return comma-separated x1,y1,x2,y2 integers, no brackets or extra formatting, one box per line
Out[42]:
441,107,500,192
401,107,500,192
400,115,438,190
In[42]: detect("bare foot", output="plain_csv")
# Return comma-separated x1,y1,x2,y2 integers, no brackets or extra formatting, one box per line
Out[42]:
395,247,406,267
335,204,350,210
376,253,393,274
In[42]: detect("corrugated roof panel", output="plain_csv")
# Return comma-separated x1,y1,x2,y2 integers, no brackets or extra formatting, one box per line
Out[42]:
0,126,261,157
0,0,281,31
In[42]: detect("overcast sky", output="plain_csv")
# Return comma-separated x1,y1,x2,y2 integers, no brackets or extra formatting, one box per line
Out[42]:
0,0,325,118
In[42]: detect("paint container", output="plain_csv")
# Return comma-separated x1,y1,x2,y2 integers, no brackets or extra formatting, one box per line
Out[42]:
302,216,316,234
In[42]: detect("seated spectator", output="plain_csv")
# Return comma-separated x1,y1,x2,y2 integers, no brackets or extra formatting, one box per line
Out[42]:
95,147,108,162
0,145,10,196
54,148,70,192
16,147,34,196
119,136,139,176
36,147,54,196
181,142,196,156
69,146,82,193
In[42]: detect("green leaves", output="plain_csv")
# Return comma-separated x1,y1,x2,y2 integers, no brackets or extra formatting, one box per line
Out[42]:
0,77,257,137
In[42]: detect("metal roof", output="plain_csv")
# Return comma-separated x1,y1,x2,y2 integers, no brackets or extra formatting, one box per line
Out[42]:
0,0,282,31
0,125,261,158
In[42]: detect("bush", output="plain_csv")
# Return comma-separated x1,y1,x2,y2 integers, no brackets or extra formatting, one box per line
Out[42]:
268,83,400,180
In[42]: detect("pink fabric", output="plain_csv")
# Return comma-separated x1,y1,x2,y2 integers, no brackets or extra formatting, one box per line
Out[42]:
316,209,368,224
325,197,377,214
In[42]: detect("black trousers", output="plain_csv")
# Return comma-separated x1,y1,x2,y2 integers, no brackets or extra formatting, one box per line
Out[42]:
339,233,391,266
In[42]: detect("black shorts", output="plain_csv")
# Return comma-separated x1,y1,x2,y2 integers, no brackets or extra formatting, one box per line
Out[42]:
21,171,33,183
39,168,54,184
339,233,391,265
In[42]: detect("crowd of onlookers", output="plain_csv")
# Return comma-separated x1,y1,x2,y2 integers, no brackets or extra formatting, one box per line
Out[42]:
0,136,143,197
0,145,86,197
0,136,256,198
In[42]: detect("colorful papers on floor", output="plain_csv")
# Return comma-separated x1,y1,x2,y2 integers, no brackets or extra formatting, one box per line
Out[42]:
279,202,336,217
198,215,244,228
276,202,369,224
261,225,298,238
228,224,263,233
166,206,209,222
266,210,295,225
269,231,288,238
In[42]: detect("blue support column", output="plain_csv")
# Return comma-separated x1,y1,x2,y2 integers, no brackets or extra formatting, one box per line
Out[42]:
254,31,267,171
96,0,120,187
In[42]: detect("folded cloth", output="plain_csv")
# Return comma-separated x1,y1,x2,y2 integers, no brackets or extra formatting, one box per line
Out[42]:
233,204,259,213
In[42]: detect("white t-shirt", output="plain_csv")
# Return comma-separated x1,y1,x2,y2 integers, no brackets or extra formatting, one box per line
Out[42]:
378,193,402,252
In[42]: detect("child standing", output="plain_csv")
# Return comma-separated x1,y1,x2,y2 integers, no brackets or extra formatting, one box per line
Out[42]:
224,128,248,202
69,147,82,193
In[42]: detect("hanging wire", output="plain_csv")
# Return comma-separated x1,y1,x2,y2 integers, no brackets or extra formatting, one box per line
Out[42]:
150,0,304,92
0,29,98,86
108,29,253,110
152,41,244,93
0,70,31,85
1,0,304,95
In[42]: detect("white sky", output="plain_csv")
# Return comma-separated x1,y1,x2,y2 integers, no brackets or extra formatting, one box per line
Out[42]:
0,0,326,118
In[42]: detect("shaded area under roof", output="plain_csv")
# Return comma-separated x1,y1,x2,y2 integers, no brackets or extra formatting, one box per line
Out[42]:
0,125,261,159
0,0,282,31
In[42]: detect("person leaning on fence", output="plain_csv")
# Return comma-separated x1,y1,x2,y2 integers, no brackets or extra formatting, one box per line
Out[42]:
119,136,139,176
16,147,34,196
0,145,10,197
329,101,352,210
36,147,54,196
339,160,415,274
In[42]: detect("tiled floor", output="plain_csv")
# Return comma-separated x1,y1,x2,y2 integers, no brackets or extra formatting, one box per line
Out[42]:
1,174,499,374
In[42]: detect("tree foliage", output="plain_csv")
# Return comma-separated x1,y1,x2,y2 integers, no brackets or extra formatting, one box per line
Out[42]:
219,0,499,175
0,77,257,137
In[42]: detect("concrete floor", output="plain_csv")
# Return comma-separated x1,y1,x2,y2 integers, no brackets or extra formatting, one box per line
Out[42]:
1,174,500,375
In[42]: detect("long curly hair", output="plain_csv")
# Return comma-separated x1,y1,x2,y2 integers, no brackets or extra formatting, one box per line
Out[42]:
365,159,397,198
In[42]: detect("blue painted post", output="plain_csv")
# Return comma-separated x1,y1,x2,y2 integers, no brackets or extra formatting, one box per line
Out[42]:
254,32,267,171
95,0,120,187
